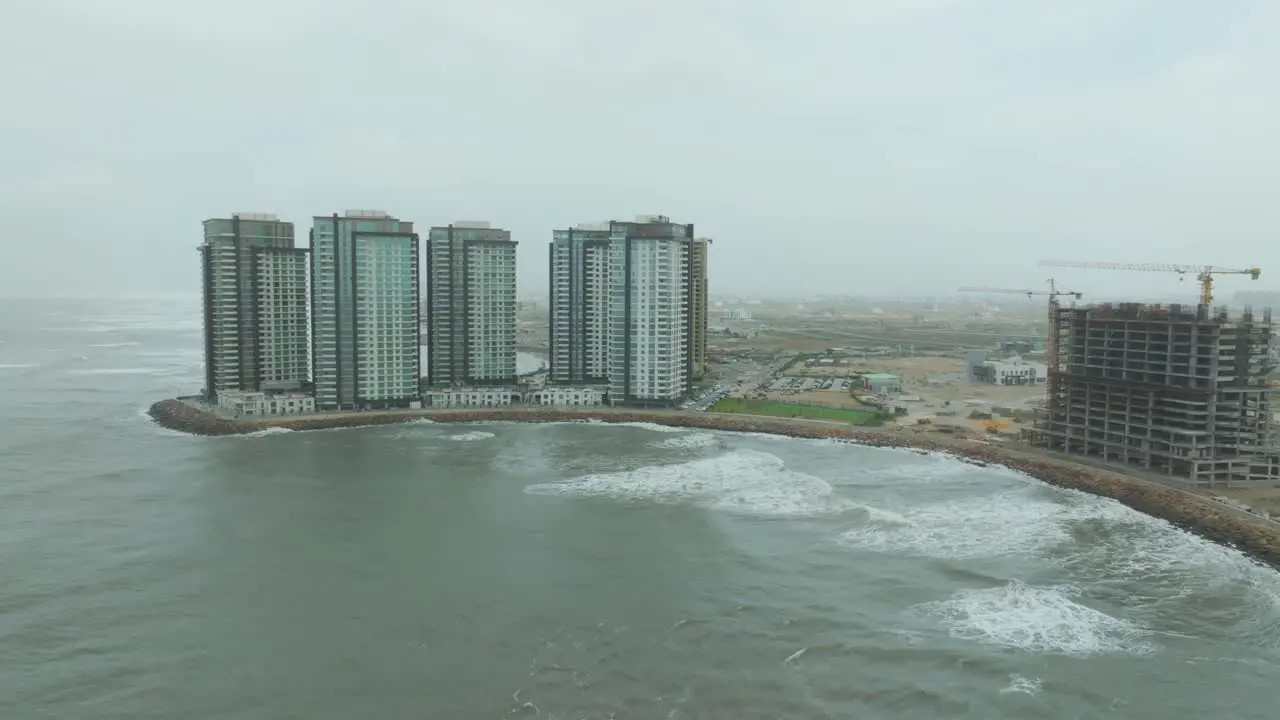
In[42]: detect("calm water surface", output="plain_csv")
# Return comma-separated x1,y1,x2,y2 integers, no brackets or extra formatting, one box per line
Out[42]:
1,299,1278,719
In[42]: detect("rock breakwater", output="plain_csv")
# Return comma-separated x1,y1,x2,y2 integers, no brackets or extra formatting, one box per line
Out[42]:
148,399,1280,568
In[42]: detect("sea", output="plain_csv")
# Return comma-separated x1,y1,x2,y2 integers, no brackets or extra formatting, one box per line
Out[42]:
1,297,1278,719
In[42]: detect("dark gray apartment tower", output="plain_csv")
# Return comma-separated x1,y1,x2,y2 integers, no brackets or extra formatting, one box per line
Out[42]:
425,222,518,386
200,213,308,401
549,223,612,385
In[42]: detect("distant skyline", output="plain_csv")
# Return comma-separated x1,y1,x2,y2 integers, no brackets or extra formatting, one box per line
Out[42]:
35,287,1269,310
3,0,1278,301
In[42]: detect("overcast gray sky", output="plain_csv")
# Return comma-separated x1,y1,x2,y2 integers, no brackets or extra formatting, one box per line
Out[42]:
2,0,1278,302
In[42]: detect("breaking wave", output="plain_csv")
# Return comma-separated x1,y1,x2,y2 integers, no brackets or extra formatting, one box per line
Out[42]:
525,449,884,518
915,580,1155,656
241,427,294,438
611,421,687,433
449,431,495,442
1000,674,1042,695
657,433,719,449
840,491,1092,560
853,453,1027,488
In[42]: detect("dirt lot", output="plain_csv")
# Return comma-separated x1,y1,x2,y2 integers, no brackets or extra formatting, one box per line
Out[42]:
1211,487,1280,519
846,355,968,377
915,382,1045,409
749,352,1048,437
857,356,1045,407
845,356,1046,437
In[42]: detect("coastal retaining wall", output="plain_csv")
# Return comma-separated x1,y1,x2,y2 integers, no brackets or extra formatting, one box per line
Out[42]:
147,399,1280,568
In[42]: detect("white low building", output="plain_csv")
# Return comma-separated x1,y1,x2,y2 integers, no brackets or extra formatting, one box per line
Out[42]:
526,386,607,407
423,388,520,408
216,390,315,417
973,356,1046,385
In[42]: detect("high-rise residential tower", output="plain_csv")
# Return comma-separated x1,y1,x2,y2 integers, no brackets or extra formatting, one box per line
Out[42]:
548,223,611,385
199,213,309,400
310,210,420,411
425,222,518,386
606,215,697,406
690,237,711,379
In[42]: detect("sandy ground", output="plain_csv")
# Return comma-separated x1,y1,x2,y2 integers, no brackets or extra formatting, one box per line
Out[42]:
1211,487,1280,518
846,355,969,377
866,356,1045,436
769,355,1046,436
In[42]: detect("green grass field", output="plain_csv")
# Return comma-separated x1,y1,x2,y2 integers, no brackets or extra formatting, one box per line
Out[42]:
708,397,879,425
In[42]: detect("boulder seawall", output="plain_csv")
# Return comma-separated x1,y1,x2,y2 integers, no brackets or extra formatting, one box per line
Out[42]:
147,398,1280,569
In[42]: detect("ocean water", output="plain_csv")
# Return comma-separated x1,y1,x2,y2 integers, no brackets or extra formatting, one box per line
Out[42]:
1,298,1278,718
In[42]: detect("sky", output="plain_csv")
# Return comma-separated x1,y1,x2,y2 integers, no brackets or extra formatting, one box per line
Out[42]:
2,0,1278,302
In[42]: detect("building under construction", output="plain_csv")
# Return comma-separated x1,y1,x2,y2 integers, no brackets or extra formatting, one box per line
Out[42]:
1032,302,1280,487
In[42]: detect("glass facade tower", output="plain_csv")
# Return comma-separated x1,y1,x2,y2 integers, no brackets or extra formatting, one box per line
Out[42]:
311,210,420,411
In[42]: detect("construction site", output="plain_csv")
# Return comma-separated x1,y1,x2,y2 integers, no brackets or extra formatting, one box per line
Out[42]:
524,257,1280,494
1028,262,1279,489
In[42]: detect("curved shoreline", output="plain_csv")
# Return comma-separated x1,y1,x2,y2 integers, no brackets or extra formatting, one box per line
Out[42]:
148,398,1280,569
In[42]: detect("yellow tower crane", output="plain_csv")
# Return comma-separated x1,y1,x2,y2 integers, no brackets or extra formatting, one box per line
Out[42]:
1039,260,1260,307
957,280,1082,385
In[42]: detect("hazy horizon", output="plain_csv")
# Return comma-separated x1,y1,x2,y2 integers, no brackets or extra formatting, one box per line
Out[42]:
6,288,1272,309
3,1,1278,304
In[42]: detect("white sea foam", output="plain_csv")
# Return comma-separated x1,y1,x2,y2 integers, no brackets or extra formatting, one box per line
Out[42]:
129,407,192,437
0,363,39,369
88,341,142,348
782,647,808,665
841,472,1280,623
844,503,911,527
525,449,875,518
868,455,1027,486
530,420,687,433
657,433,719,449
612,421,687,433
242,427,294,437
387,419,440,439
1057,493,1280,615
841,492,1082,560
917,580,1154,656
449,431,495,442
1000,674,1043,695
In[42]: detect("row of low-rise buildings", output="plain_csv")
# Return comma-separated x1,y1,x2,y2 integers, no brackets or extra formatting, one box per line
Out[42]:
200,211,709,415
